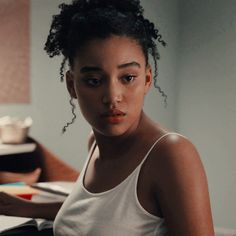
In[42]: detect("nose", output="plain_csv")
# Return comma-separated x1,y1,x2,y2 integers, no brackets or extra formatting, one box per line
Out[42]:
102,79,122,107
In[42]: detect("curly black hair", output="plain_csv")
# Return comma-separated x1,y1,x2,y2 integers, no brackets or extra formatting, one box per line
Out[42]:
44,0,167,132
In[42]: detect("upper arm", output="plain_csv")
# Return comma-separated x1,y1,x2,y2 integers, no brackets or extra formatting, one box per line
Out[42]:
153,134,214,235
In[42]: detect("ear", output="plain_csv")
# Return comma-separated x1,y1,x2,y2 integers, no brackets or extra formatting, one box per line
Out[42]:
66,70,77,98
144,65,152,94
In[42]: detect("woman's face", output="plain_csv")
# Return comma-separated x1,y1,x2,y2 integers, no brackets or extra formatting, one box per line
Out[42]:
66,35,152,137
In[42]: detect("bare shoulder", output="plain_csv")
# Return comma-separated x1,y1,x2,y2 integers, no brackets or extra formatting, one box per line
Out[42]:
149,133,214,235
150,133,204,182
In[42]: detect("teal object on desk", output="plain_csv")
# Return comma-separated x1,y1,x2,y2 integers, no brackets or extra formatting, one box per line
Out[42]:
0,182,26,186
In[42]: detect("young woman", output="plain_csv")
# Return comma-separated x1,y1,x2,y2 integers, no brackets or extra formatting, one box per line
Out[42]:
0,0,214,235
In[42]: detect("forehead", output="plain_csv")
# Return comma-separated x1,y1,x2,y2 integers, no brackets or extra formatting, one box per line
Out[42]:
73,35,146,70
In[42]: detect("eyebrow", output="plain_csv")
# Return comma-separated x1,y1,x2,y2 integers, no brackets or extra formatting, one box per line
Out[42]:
80,61,141,73
117,61,141,69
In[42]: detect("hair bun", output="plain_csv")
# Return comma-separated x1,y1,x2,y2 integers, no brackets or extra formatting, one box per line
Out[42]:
71,0,143,16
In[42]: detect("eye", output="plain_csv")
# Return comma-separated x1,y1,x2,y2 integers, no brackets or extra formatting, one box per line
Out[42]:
122,75,137,84
83,77,102,87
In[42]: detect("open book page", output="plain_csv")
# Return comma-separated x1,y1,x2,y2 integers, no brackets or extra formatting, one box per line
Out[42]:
35,218,53,231
32,189,68,202
31,181,75,196
0,215,53,233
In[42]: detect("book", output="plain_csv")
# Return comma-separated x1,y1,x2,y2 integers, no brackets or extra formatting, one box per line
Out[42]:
31,181,75,197
0,215,53,233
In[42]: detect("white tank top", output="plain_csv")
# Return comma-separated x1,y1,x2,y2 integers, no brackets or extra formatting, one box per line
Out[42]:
53,133,178,236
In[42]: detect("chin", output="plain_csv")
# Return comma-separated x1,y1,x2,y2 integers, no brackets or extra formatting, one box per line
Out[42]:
94,125,130,137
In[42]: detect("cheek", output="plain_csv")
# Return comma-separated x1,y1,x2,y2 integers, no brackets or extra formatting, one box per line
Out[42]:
77,93,97,112
128,83,146,104
124,86,145,118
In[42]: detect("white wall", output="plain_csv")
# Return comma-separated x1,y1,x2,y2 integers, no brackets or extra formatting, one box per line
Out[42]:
177,0,236,229
0,0,178,170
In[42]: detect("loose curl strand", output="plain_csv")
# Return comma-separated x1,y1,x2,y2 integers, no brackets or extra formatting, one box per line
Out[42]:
62,97,77,134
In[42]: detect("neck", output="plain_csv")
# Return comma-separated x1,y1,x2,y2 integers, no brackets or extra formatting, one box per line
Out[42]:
93,112,147,161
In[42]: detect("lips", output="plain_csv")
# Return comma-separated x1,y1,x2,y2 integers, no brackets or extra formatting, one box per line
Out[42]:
101,109,126,124
101,108,126,117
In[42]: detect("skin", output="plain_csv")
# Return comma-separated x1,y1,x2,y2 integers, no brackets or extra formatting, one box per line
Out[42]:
0,192,62,220
0,35,214,234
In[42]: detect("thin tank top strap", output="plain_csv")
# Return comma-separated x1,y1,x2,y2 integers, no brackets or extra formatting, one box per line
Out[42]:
138,132,183,168
80,140,97,177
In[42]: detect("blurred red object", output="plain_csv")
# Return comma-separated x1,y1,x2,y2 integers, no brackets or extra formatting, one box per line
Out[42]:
17,193,33,200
